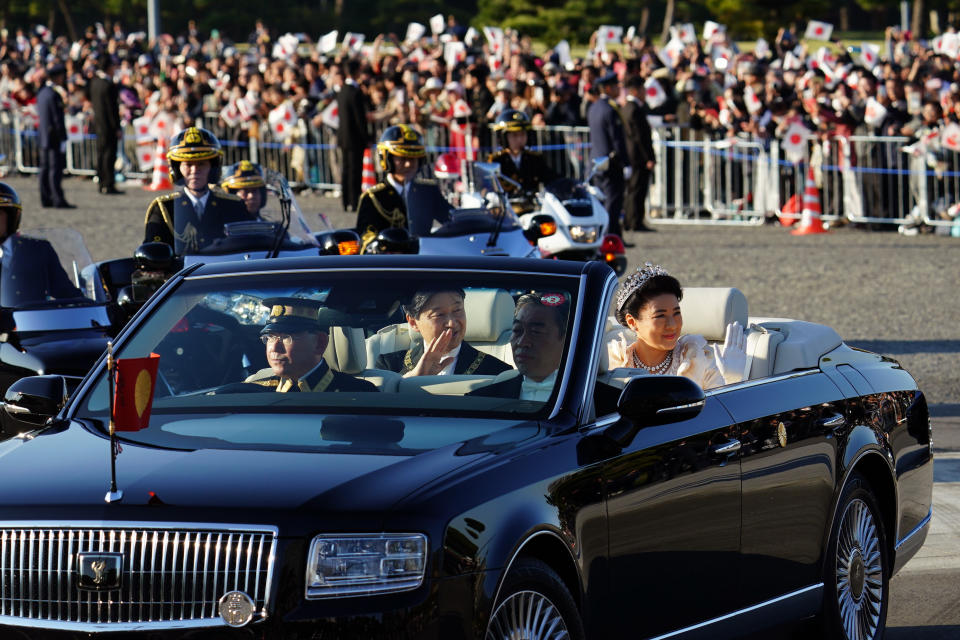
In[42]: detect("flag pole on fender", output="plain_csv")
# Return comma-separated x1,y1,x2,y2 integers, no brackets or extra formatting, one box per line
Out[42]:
105,341,123,503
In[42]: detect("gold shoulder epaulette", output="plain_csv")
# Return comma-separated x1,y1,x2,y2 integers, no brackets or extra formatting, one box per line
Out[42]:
364,183,387,195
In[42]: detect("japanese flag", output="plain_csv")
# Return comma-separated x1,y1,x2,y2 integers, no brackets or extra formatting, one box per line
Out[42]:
237,93,257,121
860,42,881,68
816,46,837,69
318,30,339,54
660,37,685,68
452,98,471,119
804,20,833,41
484,26,505,59
19,104,39,130
464,27,479,46
555,40,572,69
864,97,887,127
131,116,152,142
408,48,426,64
782,121,810,163
444,41,466,68
941,122,960,152
405,23,426,43
643,77,666,109
220,101,241,128
941,33,960,58
268,101,297,137
320,100,339,129
783,51,803,71
343,32,365,52
673,23,696,44
429,14,445,35
65,114,84,142
597,25,623,51
136,141,155,171
744,85,764,114
703,21,724,42
273,33,299,62
755,38,770,59
149,111,175,140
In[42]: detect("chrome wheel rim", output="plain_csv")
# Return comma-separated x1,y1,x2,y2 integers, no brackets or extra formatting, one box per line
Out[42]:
486,589,570,640
835,498,885,640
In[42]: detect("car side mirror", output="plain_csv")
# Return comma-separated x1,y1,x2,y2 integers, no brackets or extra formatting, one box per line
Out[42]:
2,375,72,425
316,229,362,256
618,375,705,427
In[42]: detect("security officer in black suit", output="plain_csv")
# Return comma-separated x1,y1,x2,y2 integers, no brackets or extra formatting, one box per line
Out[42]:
246,297,377,393
143,127,250,255
36,64,73,208
587,71,629,237
356,124,438,251
376,287,511,377
487,109,557,210
88,54,121,195
0,182,83,305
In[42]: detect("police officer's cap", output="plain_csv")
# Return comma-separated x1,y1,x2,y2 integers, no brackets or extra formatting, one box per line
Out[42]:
222,160,266,191
260,297,330,336
596,71,619,86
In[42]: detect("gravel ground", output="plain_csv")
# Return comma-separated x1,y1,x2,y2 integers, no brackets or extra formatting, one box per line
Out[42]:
8,172,958,413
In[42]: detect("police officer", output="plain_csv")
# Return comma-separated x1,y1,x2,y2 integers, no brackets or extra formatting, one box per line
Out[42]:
587,71,629,238
487,109,557,200
355,124,426,250
246,297,377,393
143,127,250,255
221,160,268,218
0,182,82,302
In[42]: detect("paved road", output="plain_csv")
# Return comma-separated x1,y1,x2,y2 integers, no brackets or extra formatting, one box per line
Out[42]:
7,173,959,637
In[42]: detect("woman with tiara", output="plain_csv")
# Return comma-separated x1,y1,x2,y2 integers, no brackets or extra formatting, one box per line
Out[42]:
608,263,747,390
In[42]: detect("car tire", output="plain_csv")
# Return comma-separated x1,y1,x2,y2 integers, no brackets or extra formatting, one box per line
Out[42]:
485,557,585,640
821,472,889,640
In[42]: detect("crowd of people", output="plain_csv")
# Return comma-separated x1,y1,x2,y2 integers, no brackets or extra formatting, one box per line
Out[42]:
3,17,960,234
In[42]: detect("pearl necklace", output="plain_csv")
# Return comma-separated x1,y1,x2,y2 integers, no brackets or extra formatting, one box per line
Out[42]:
632,349,673,374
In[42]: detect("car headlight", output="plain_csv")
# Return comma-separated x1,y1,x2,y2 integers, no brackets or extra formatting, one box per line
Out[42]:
569,225,600,243
305,534,427,598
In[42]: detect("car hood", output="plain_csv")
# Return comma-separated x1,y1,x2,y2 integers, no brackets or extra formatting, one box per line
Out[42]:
0,419,536,531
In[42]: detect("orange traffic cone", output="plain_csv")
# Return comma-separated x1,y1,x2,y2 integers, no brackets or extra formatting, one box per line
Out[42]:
361,147,376,192
791,166,828,235
145,137,172,191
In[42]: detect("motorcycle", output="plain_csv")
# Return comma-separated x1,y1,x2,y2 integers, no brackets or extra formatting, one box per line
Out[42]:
452,157,627,274
363,163,557,257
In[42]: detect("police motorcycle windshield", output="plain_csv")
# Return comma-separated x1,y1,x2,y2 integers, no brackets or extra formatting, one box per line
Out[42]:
408,165,522,239
543,177,588,201
184,170,325,262
0,228,99,309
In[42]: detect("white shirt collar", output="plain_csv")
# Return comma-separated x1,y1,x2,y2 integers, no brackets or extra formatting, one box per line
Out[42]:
184,189,210,213
437,344,462,376
509,152,522,167
386,174,409,198
520,370,557,401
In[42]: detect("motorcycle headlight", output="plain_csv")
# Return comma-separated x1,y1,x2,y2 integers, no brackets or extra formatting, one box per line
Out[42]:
569,225,600,243
305,534,427,598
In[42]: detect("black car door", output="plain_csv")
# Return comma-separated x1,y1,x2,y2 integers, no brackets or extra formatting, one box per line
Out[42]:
594,393,742,638
715,371,847,608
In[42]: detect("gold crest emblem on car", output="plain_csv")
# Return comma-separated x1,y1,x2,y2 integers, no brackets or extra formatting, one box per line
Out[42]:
777,422,788,448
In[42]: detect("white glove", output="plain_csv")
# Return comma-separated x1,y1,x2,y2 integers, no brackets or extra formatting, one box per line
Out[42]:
623,165,633,180
607,333,631,369
714,321,747,384
676,335,711,380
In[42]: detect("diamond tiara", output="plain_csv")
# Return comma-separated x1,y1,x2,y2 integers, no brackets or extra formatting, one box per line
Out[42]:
615,262,670,322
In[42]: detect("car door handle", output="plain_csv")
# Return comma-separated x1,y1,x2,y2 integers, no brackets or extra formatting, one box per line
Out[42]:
710,439,742,455
818,414,846,429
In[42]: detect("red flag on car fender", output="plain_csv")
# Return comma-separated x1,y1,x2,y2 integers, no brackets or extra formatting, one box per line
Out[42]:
112,353,160,432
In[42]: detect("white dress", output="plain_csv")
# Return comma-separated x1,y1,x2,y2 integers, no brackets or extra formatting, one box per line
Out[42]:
608,334,727,390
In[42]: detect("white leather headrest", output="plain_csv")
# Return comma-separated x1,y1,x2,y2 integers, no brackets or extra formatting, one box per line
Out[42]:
464,288,515,342
679,287,748,341
324,326,366,374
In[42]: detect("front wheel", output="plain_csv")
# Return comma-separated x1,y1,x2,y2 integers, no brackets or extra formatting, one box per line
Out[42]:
485,557,585,640
821,472,889,640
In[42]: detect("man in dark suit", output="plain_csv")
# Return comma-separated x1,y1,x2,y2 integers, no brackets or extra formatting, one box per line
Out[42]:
377,287,511,377
36,64,73,208
247,297,377,393
337,58,370,212
587,71,628,238
88,55,121,195
621,75,656,232
143,127,251,255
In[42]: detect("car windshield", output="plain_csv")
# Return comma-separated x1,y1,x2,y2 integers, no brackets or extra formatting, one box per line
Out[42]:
76,268,578,451
1,228,99,308
407,169,521,238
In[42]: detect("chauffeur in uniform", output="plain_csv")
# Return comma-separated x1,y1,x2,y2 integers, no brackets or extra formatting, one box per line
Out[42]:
355,124,430,251
246,297,376,393
376,287,511,377
143,127,250,255
487,109,557,205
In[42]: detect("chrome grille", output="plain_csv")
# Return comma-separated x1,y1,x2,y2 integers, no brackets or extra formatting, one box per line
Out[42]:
0,523,277,630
